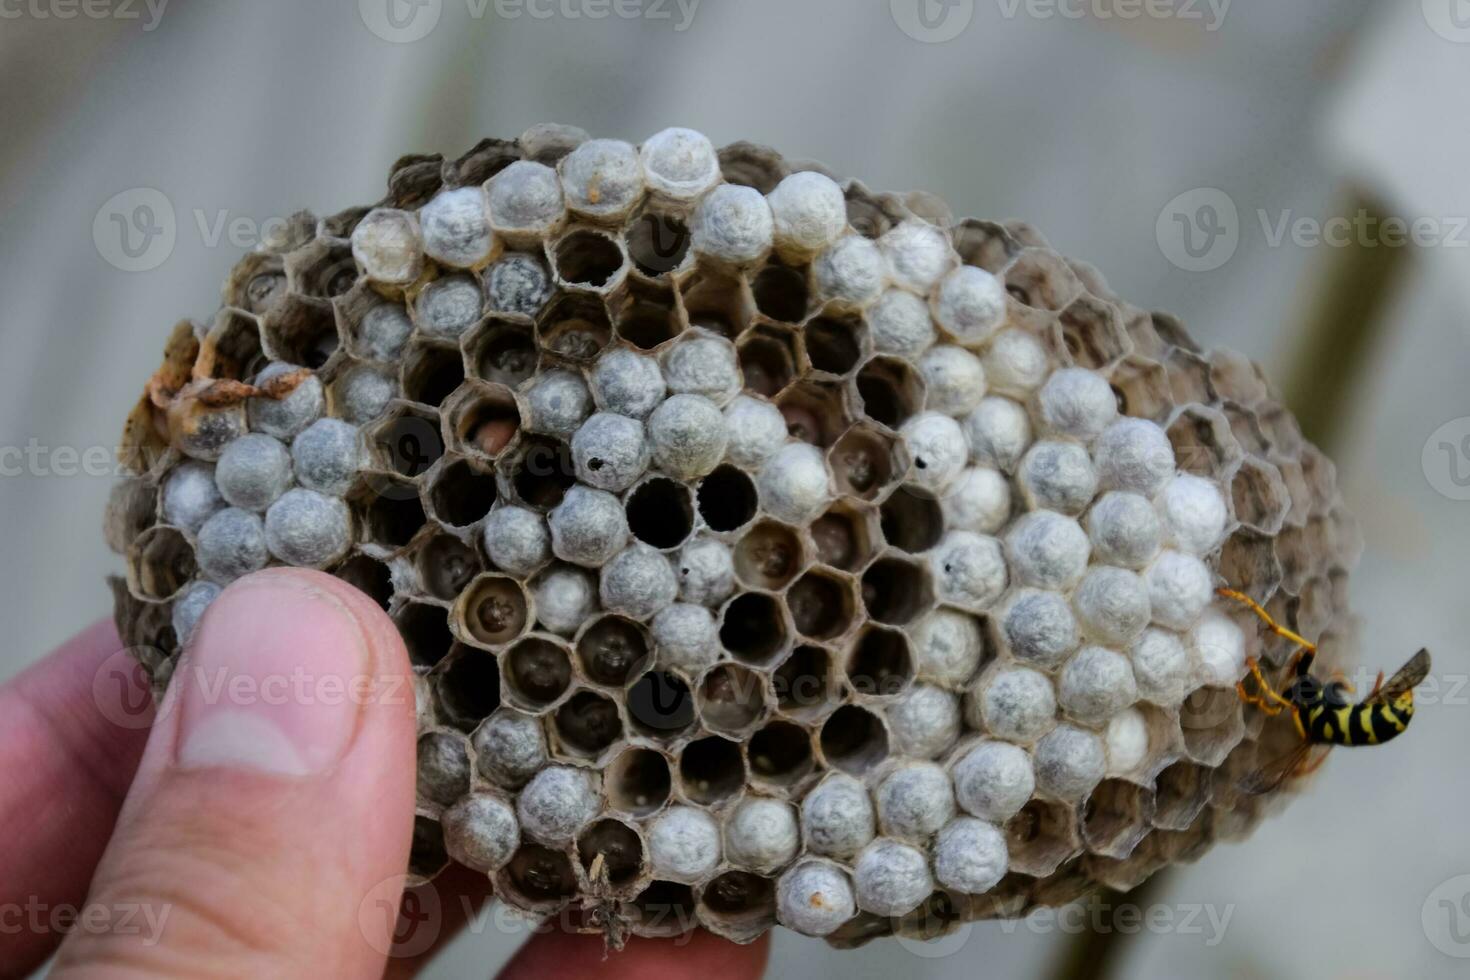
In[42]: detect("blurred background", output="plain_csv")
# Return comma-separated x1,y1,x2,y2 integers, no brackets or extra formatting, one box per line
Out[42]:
3,1,1469,976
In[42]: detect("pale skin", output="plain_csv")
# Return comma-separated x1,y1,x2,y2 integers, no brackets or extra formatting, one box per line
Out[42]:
0,567,770,979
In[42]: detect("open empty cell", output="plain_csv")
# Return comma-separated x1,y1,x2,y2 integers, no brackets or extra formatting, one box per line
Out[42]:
263,296,340,369
630,881,697,938
734,522,803,590
679,272,751,339
1006,800,1080,878
460,575,529,646
507,436,577,511
396,602,455,669
804,315,864,375
576,615,651,687
855,356,923,430
537,294,611,363
335,554,393,610
752,264,809,323
719,592,789,664
434,648,502,730
409,816,450,882
1080,779,1154,860
786,570,855,640
810,502,878,572
362,487,428,550
129,526,195,599
552,229,626,288
504,637,572,709
702,870,776,930
819,703,889,775
626,478,695,549
697,465,758,532
860,557,930,626
698,663,767,733
606,748,672,815
553,689,624,756
879,488,943,553
626,209,691,278
679,736,745,805
416,533,481,600
615,286,683,350
738,326,798,397
504,844,578,906
401,344,466,407
370,408,445,479
429,459,498,527
777,383,845,448
471,322,539,388
773,645,839,719
627,669,696,737
829,426,897,499
578,819,647,889
845,627,913,695
747,720,814,787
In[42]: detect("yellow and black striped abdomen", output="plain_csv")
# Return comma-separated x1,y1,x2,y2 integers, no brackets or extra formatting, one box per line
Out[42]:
1303,691,1415,746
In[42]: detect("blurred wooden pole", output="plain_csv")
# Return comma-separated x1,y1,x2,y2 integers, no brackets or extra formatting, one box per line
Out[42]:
1050,189,1411,980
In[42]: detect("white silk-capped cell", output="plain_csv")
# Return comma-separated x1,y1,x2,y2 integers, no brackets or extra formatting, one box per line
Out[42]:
1105,707,1150,776
1190,610,1247,686
1094,417,1176,497
1086,491,1163,569
1005,510,1091,590
639,127,721,201
911,608,987,689
982,329,1050,395
920,345,987,417
963,396,1033,472
1058,645,1139,725
933,265,1007,346
879,220,956,293
1145,549,1213,631
900,412,969,494
691,183,774,266
1129,628,1193,707
767,171,847,258
866,289,936,358
1038,367,1117,441
813,236,888,308
942,466,1012,535
1158,473,1229,555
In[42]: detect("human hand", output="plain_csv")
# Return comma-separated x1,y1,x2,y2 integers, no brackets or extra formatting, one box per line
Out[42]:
0,567,770,979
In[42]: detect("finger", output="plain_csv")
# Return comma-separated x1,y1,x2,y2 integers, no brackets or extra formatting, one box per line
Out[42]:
498,928,771,980
0,619,151,976
379,864,493,980
52,568,418,978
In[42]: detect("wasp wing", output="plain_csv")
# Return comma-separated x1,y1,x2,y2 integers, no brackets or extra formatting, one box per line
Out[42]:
1238,740,1322,796
1365,648,1431,705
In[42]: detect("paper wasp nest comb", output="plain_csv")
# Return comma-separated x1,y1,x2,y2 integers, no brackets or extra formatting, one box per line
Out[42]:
104,124,1363,947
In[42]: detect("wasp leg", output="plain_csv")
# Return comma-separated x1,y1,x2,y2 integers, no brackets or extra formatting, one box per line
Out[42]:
1236,657,1290,715
1216,588,1318,653
1369,670,1385,697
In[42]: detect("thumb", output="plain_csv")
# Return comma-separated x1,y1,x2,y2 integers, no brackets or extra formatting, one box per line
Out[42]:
53,568,418,978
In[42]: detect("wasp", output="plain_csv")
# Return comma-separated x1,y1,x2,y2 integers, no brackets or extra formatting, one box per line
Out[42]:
1218,587,1431,794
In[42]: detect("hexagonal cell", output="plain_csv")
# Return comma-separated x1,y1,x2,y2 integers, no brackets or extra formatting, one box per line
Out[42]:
1151,760,1212,830
860,556,931,626
576,615,651,687
467,318,539,388
416,533,481,600
127,526,195,600
550,228,627,290
433,647,502,731
829,425,898,499
1004,800,1079,878
879,488,944,553
696,465,759,534
1221,402,1271,457
553,689,625,757
501,843,578,910
1208,739,1261,811
738,325,798,397
1167,405,1240,479
1216,529,1283,603
1178,686,1245,767
701,870,777,942
578,818,648,892
536,293,612,364
854,356,924,430
626,477,695,549
444,381,521,463
627,669,697,738
717,141,788,193
626,208,692,279
504,436,577,511
845,627,913,696
949,217,1020,273
613,282,683,351
1163,348,1213,407
456,574,530,647
810,501,879,572
720,593,790,665
698,663,768,734
396,602,455,669
368,405,445,480
1004,248,1083,311
409,815,451,884
225,251,287,315
787,569,857,641
1083,844,1166,894
261,294,340,369
335,553,394,610
605,748,672,817
503,636,573,710
734,522,804,590
1080,779,1155,860
1227,457,1291,536
400,343,466,408
1055,294,1129,371
1207,349,1268,406
287,239,358,299
197,308,265,382
1026,860,1094,910
628,881,697,939
777,382,845,449
360,483,429,552
770,647,838,724
803,313,865,376
679,271,752,340
679,735,746,805
1107,355,1173,424
747,720,814,789
751,262,809,324
427,459,497,528
1258,405,1305,459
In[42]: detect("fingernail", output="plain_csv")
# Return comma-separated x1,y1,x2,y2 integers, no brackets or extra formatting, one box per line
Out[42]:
175,572,371,776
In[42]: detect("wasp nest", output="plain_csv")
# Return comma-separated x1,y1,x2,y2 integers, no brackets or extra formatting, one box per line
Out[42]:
104,124,1363,947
